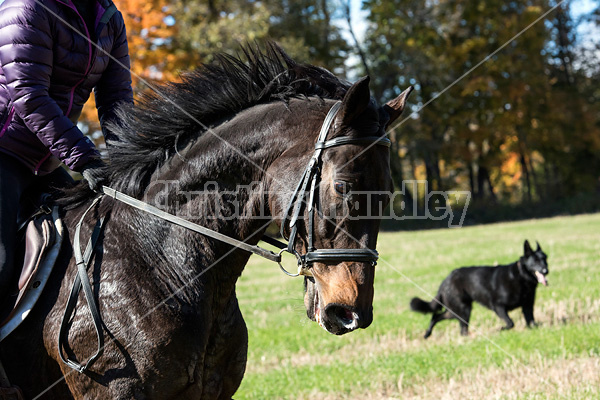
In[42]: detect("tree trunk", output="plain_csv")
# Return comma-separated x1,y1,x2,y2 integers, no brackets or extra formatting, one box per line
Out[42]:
468,162,477,199
485,171,497,202
433,151,443,191
319,0,331,54
389,146,414,213
342,0,372,77
478,165,497,202
554,4,576,86
527,153,540,201
208,0,218,21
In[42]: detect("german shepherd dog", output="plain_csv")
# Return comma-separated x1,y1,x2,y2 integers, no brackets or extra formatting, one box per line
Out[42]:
411,240,548,338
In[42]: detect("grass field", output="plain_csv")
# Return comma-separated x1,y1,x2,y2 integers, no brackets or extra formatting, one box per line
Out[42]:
234,213,600,399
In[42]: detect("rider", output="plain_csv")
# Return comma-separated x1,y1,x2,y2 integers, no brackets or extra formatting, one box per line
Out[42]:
0,0,133,308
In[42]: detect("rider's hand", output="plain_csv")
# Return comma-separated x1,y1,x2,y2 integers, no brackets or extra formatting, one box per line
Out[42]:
80,159,107,192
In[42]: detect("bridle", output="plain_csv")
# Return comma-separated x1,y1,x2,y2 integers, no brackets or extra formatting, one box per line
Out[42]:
273,101,391,276
96,101,390,277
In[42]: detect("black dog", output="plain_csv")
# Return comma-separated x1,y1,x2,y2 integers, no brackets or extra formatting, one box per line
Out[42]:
411,240,548,338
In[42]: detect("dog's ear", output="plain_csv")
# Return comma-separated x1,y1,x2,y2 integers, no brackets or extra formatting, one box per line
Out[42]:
536,241,541,252
524,240,532,255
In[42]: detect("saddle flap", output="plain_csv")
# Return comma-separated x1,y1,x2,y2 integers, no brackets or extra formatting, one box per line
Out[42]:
0,207,63,342
19,214,55,291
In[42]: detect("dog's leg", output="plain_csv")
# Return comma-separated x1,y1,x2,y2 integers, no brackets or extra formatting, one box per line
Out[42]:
449,302,473,336
494,307,515,330
456,304,472,336
522,302,537,327
424,311,451,339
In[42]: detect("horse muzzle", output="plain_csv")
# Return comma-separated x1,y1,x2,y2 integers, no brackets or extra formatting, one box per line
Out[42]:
304,268,375,335
321,303,373,335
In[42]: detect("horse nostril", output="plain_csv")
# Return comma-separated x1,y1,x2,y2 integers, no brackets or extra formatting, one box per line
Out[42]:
324,304,358,333
335,307,354,324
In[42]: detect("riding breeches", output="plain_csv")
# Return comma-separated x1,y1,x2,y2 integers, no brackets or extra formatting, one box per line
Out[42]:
0,153,73,308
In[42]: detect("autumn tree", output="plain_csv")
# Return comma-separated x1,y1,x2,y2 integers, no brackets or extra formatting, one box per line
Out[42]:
80,0,185,146
75,0,599,216
363,0,600,208
80,0,351,147
169,0,350,70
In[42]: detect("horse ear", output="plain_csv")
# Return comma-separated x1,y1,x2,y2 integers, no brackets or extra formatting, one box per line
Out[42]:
383,86,413,130
338,76,371,126
524,240,532,255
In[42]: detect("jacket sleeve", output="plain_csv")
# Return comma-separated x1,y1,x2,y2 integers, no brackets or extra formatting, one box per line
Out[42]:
0,2,99,172
94,10,134,144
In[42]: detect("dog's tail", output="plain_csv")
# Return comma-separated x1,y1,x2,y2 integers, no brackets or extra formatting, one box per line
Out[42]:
410,295,443,314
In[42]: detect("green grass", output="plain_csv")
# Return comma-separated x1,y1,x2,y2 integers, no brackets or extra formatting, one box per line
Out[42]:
234,213,600,399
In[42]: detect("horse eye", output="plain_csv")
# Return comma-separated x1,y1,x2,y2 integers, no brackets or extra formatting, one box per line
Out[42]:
334,180,351,195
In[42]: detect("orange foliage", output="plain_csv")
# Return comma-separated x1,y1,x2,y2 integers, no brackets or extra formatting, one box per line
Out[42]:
81,0,194,140
500,152,521,186
115,0,180,85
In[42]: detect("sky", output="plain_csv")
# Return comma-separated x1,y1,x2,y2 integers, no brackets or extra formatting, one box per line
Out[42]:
342,0,599,70
346,0,598,40
571,0,600,51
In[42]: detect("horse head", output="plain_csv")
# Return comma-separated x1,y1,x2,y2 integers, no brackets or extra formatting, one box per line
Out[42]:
269,77,412,335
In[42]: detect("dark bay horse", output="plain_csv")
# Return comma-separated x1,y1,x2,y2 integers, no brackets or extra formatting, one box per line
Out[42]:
1,44,410,399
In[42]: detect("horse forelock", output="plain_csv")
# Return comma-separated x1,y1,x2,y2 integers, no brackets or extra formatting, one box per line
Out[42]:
99,43,350,199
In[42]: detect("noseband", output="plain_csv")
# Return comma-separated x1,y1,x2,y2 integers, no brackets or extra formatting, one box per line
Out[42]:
276,101,391,276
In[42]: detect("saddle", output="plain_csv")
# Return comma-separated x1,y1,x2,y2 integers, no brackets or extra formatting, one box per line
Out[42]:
0,196,63,339
0,195,63,399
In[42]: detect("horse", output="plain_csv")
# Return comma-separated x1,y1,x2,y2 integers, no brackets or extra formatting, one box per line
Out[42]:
0,44,410,399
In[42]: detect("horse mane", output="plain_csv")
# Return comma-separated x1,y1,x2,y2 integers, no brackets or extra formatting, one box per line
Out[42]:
60,42,350,207
107,43,348,196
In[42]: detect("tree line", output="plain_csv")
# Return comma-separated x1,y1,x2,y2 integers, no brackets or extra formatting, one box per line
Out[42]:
83,0,599,222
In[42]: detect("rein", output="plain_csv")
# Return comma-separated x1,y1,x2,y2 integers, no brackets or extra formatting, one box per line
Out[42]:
59,196,107,373
100,186,282,264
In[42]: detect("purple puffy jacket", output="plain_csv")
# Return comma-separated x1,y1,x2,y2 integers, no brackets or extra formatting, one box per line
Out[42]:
0,0,133,175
